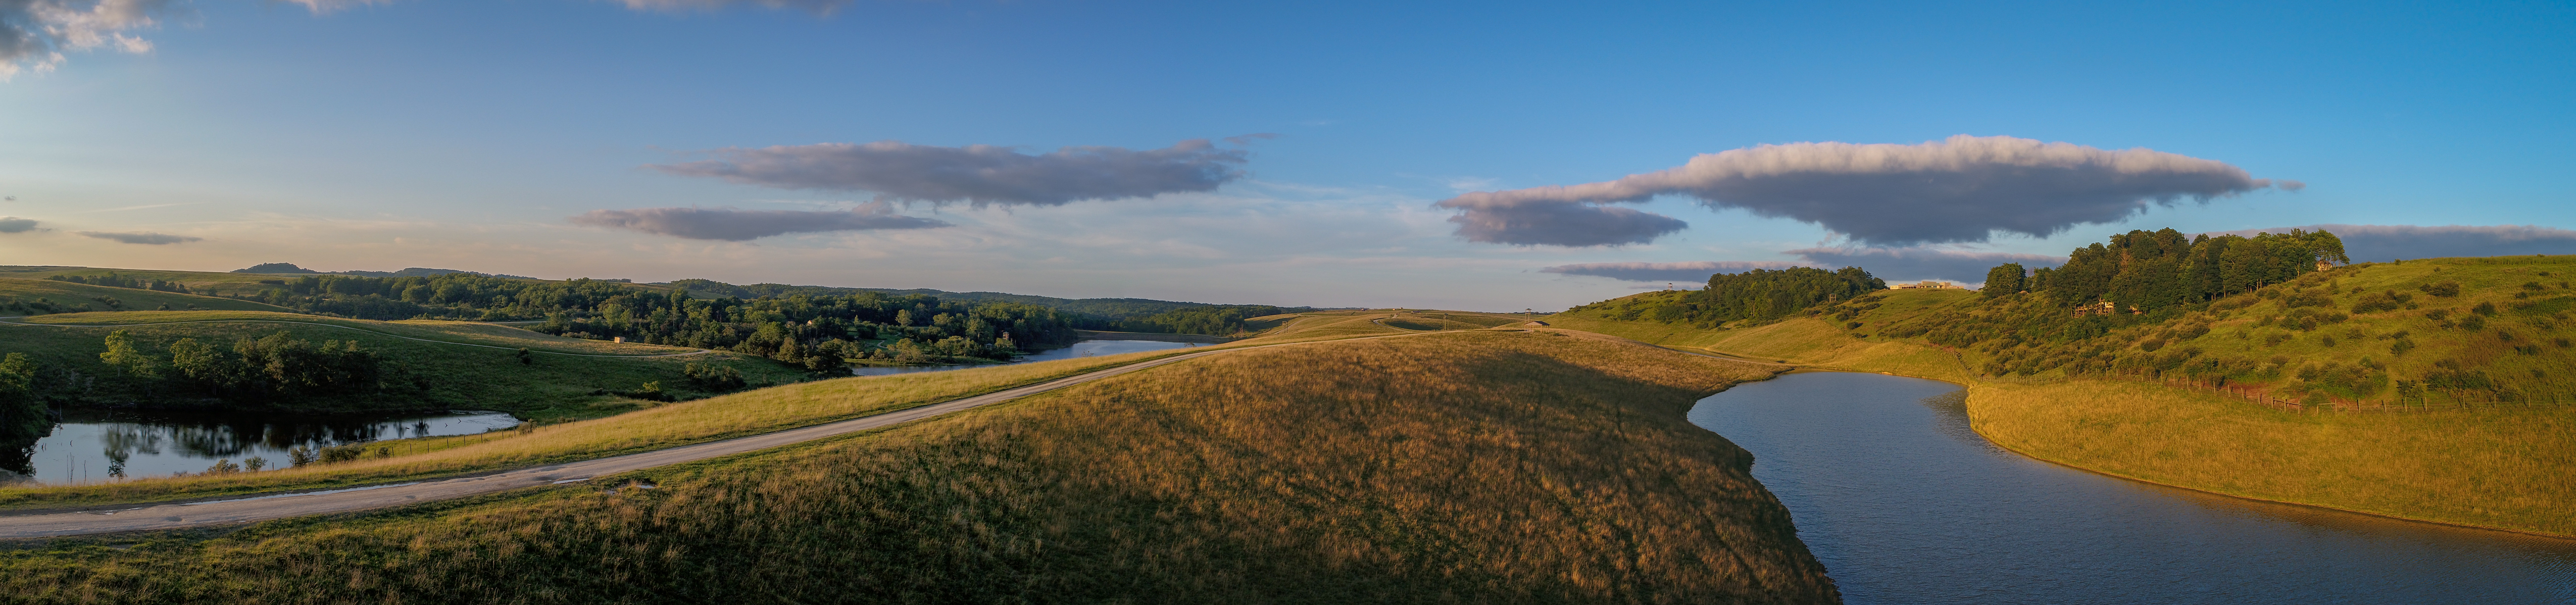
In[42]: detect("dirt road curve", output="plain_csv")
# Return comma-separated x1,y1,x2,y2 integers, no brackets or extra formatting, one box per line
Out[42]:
0,343,1253,539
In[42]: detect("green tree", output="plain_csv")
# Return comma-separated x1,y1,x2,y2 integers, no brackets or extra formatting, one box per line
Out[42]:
99,329,160,379
0,354,49,442
1983,264,2026,298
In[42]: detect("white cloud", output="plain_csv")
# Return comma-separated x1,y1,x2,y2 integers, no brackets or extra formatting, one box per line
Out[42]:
0,0,172,80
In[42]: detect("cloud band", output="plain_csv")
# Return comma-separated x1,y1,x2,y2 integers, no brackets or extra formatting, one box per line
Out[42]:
569,202,952,241
651,138,1256,206
1439,135,2297,247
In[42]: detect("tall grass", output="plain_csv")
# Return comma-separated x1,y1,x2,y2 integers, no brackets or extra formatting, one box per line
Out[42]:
0,330,1836,604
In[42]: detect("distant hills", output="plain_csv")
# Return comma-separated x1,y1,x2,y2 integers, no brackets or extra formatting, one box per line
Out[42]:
664,279,1335,320
224,265,1334,321
231,263,540,280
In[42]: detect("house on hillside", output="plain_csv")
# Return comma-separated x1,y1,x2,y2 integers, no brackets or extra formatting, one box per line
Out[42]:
1892,281,1958,290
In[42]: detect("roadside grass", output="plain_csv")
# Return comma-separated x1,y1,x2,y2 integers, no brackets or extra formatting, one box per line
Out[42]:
0,347,1198,511
0,312,800,419
0,330,1836,604
1549,259,2576,538
0,279,291,314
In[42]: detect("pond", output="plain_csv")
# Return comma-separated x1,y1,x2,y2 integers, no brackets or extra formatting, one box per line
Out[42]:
1690,371,2576,604
850,338,1204,376
7,409,520,485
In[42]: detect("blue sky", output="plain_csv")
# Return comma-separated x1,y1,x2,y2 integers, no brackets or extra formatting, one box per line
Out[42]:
3,0,2571,310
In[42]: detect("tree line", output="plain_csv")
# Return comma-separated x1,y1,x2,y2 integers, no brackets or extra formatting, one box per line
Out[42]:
1990,228,2350,314
45,273,196,294
530,289,1082,368
1564,266,1888,327
97,329,409,401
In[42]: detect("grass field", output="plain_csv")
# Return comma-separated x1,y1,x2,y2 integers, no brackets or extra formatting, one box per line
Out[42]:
0,278,291,314
0,310,802,418
1548,258,2576,538
0,268,314,299
0,329,1836,604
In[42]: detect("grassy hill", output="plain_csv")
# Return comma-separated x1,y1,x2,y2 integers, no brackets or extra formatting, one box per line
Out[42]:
0,278,291,315
0,328,1837,603
0,267,330,299
1549,255,2576,537
0,310,803,419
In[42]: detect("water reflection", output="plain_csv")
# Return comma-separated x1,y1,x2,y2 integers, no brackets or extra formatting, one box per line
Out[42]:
850,339,1203,377
13,409,519,485
1690,371,2576,604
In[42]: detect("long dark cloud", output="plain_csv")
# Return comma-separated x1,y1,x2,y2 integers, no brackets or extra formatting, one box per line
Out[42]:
1448,203,1688,246
1786,246,2066,284
78,230,199,244
569,202,952,241
0,217,36,233
1,0,169,79
651,138,1256,206
2207,224,2576,262
1438,135,2297,247
1542,261,1816,283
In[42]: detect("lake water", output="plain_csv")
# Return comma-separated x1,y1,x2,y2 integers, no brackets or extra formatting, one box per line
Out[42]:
9,409,520,485
1689,371,2576,604
850,338,1203,376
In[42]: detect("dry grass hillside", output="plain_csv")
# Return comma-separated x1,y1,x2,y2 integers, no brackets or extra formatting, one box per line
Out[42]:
0,330,1836,604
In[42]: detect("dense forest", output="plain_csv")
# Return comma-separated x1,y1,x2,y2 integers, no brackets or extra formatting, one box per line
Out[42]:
1563,266,1887,328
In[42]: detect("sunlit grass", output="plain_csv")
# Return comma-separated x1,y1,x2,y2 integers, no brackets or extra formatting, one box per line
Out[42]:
0,330,1836,603
1969,380,2576,537
0,278,291,314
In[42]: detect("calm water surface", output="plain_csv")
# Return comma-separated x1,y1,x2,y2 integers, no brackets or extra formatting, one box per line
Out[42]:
16,409,520,485
850,339,1201,376
1690,371,2576,604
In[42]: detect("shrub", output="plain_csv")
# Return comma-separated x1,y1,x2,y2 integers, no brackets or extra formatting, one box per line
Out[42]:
2419,281,2461,297
320,443,371,464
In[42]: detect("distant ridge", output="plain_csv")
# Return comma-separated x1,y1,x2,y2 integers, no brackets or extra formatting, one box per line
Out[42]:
232,262,538,280
663,279,1348,320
